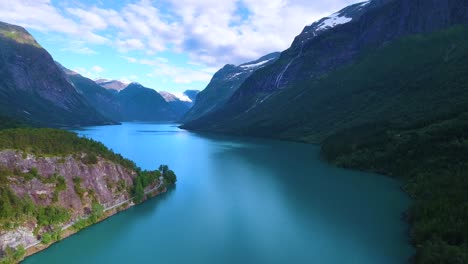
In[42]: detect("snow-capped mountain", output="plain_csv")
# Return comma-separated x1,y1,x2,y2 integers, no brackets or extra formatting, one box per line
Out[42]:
180,52,280,123
95,79,129,92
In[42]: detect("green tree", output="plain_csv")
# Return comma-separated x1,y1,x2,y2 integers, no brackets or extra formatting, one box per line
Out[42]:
133,180,144,203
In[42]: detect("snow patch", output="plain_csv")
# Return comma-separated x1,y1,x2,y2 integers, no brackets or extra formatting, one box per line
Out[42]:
240,58,274,69
229,72,243,80
360,1,370,7
173,92,192,103
316,12,352,32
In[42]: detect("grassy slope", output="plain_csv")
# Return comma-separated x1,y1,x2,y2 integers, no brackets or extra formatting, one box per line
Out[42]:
308,27,468,263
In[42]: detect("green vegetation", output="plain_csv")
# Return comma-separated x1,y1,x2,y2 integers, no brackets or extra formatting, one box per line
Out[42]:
0,176,70,230
132,165,176,203
0,27,40,48
36,206,70,227
51,175,66,203
160,165,177,185
0,128,137,170
72,177,85,201
81,153,98,165
322,113,468,263
0,246,25,264
72,202,105,231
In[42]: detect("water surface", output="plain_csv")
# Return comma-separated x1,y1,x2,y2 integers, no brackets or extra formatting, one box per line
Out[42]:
24,123,412,264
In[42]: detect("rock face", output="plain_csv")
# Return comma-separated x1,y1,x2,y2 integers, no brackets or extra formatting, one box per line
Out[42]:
0,150,136,216
0,21,111,127
180,52,280,123
182,0,468,136
0,149,137,252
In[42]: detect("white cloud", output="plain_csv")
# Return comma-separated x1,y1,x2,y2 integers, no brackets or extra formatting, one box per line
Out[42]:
0,0,364,85
121,56,138,63
72,65,104,79
91,65,104,73
127,56,215,84
61,46,97,55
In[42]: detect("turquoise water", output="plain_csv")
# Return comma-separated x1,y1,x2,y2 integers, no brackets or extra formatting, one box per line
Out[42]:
24,123,413,264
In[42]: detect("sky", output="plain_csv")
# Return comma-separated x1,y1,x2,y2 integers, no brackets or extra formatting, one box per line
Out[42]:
0,0,364,93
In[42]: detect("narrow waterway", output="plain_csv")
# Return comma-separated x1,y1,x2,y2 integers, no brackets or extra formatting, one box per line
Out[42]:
24,123,413,264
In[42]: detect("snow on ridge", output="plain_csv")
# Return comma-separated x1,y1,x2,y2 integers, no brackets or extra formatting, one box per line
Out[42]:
360,1,370,7
229,72,243,80
315,12,352,32
240,58,274,69
159,91,192,103
173,92,192,103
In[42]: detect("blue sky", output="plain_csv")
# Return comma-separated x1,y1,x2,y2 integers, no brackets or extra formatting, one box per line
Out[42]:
0,0,363,93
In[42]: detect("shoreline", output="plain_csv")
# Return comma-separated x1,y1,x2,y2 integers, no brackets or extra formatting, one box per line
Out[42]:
20,183,167,262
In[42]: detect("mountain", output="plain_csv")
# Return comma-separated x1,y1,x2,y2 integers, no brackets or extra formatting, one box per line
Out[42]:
182,0,468,141
58,64,122,121
0,21,111,127
180,52,280,123
95,79,128,92
181,0,468,262
117,83,178,121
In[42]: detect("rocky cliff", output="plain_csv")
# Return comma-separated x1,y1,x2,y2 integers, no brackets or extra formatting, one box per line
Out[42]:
0,150,137,257
0,128,173,263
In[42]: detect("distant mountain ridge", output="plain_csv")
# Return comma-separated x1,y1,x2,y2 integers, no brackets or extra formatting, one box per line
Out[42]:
116,83,179,121
59,67,194,122
95,79,129,92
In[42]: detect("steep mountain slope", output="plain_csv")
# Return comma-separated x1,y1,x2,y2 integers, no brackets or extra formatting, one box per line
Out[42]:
183,0,468,135
0,115,24,130
95,79,128,92
180,52,280,123
58,65,122,121
0,21,111,127
117,83,177,121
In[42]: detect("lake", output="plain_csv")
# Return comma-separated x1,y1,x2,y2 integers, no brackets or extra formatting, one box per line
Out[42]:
23,122,413,264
